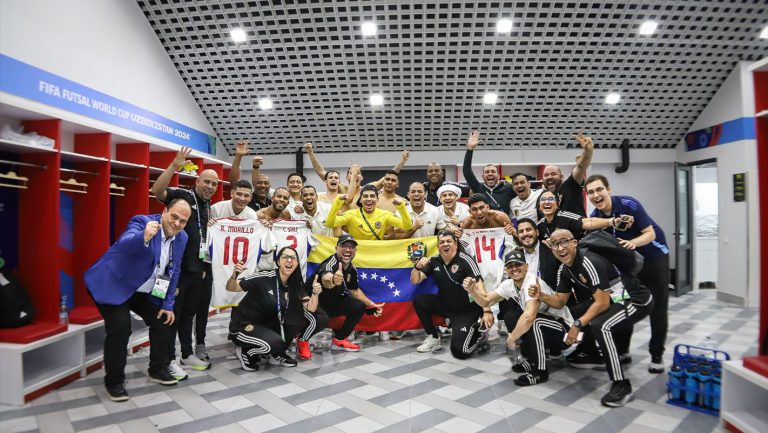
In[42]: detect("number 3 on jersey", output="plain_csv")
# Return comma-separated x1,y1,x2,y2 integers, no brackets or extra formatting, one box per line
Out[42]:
222,236,250,265
473,235,496,264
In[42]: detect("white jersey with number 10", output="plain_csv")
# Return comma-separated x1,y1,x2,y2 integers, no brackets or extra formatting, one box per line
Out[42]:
207,218,272,308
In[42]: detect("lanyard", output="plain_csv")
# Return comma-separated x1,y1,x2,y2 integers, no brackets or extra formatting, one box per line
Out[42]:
191,192,209,241
157,238,174,277
274,278,287,341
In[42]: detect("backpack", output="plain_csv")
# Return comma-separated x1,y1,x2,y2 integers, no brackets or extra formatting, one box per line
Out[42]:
578,230,644,277
0,272,36,328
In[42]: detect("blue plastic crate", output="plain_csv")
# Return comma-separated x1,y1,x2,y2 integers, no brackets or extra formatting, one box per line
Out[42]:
666,344,730,416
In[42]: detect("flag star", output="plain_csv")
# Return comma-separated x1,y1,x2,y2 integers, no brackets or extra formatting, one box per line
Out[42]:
388,282,395,289
361,272,368,280
393,289,401,297
380,275,388,283
371,272,378,280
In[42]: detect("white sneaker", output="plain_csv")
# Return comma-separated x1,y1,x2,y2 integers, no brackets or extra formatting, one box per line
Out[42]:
497,321,508,336
168,359,188,381
379,332,390,341
417,335,442,353
180,354,211,371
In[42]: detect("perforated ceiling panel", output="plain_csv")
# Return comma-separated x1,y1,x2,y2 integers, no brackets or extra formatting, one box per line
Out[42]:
137,0,768,155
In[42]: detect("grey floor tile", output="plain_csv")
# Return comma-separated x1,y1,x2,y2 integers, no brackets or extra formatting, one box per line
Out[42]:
369,379,448,407
576,406,643,432
671,411,719,433
282,379,366,405
544,376,604,406
72,401,179,431
374,408,454,433
262,408,358,433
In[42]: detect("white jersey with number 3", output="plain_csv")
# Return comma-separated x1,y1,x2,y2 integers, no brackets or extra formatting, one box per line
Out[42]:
259,220,318,279
207,218,272,308
460,227,510,291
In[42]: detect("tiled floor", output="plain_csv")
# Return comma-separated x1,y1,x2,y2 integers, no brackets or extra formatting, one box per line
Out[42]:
0,290,759,433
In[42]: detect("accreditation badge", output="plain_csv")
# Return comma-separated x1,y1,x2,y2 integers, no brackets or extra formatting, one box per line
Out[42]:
151,274,171,299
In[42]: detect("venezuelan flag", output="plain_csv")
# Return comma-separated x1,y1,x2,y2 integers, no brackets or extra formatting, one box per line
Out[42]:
308,235,440,331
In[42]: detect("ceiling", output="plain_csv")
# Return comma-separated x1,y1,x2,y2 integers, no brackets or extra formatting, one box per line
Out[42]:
136,0,768,155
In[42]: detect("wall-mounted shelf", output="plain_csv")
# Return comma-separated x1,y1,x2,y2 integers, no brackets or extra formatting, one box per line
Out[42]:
0,138,57,154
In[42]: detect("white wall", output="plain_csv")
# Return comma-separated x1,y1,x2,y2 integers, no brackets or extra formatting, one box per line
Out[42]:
676,61,759,307
0,0,227,160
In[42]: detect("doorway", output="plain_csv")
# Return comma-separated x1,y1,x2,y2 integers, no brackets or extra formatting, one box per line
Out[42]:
692,163,718,289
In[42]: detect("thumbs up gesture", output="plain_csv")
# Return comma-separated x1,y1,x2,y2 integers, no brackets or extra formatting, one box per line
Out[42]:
311,275,322,294
527,277,541,299
332,266,344,286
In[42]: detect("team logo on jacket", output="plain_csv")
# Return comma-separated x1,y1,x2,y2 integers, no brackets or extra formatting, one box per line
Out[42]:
514,209,520,217
451,264,460,273
245,324,254,332
346,274,351,283
407,241,427,263
375,221,382,229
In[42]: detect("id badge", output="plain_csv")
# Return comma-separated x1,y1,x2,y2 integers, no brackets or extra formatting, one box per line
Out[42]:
199,242,210,262
151,274,171,299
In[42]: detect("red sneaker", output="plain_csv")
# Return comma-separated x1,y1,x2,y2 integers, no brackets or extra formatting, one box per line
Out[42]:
296,338,312,360
331,338,360,352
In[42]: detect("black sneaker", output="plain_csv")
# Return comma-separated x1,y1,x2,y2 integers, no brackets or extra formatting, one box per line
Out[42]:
648,355,665,374
235,346,259,371
148,368,179,386
512,361,532,373
619,353,632,365
514,371,549,387
269,353,298,368
567,352,604,369
601,380,635,407
106,383,129,402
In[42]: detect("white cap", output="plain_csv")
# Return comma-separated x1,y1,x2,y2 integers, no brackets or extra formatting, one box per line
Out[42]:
437,184,461,202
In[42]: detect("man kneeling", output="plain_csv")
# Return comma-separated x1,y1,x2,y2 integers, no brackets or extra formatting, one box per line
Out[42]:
464,248,573,386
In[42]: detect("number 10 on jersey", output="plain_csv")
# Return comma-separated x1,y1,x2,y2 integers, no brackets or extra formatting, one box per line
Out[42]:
222,236,249,265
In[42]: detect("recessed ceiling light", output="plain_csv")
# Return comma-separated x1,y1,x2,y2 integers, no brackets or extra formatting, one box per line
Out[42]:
230,28,247,43
639,20,658,36
483,92,498,105
361,21,377,37
369,93,384,106
496,18,514,34
760,25,768,39
258,98,273,110
605,93,621,105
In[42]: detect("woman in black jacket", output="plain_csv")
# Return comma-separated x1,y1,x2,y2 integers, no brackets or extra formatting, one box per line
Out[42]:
226,246,328,370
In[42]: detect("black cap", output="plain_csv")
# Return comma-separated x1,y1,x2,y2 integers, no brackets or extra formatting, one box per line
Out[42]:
504,249,526,266
336,234,358,246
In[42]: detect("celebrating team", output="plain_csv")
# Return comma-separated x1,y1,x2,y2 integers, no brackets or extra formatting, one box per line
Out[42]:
86,130,670,409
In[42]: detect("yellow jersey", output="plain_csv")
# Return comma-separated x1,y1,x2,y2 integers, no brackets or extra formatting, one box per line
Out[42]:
326,196,413,240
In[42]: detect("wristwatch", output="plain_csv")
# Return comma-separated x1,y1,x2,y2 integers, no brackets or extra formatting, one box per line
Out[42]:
573,319,584,330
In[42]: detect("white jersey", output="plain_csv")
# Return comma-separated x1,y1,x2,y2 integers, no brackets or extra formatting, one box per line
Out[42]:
460,227,509,291
405,202,446,238
438,202,470,226
510,189,543,222
210,200,258,220
207,218,272,308
259,220,318,279
495,272,573,327
289,201,336,237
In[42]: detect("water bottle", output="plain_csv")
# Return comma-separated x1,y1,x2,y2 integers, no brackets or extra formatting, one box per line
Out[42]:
684,367,699,405
712,371,722,411
669,365,684,401
59,295,69,325
698,369,712,408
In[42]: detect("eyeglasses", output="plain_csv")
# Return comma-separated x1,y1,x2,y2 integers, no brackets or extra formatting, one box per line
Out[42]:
279,255,298,261
540,196,557,203
338,244,357,250
549,238,574,250
586,186,606,196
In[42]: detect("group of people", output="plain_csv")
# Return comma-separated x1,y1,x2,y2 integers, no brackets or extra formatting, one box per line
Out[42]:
85,130,670,409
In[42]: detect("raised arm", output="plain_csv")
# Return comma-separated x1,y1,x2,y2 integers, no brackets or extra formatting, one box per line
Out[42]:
463,277,505,308
370,149,410,189
390,198,414,230
303,142,328,180
572,132,594,185
151,146,191,202
462,131,482,192
344,164,361,206
324,195,349,228
410,257,429,284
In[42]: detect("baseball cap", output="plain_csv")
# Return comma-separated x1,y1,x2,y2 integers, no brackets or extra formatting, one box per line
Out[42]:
337,234,358,246
504,249,526,266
